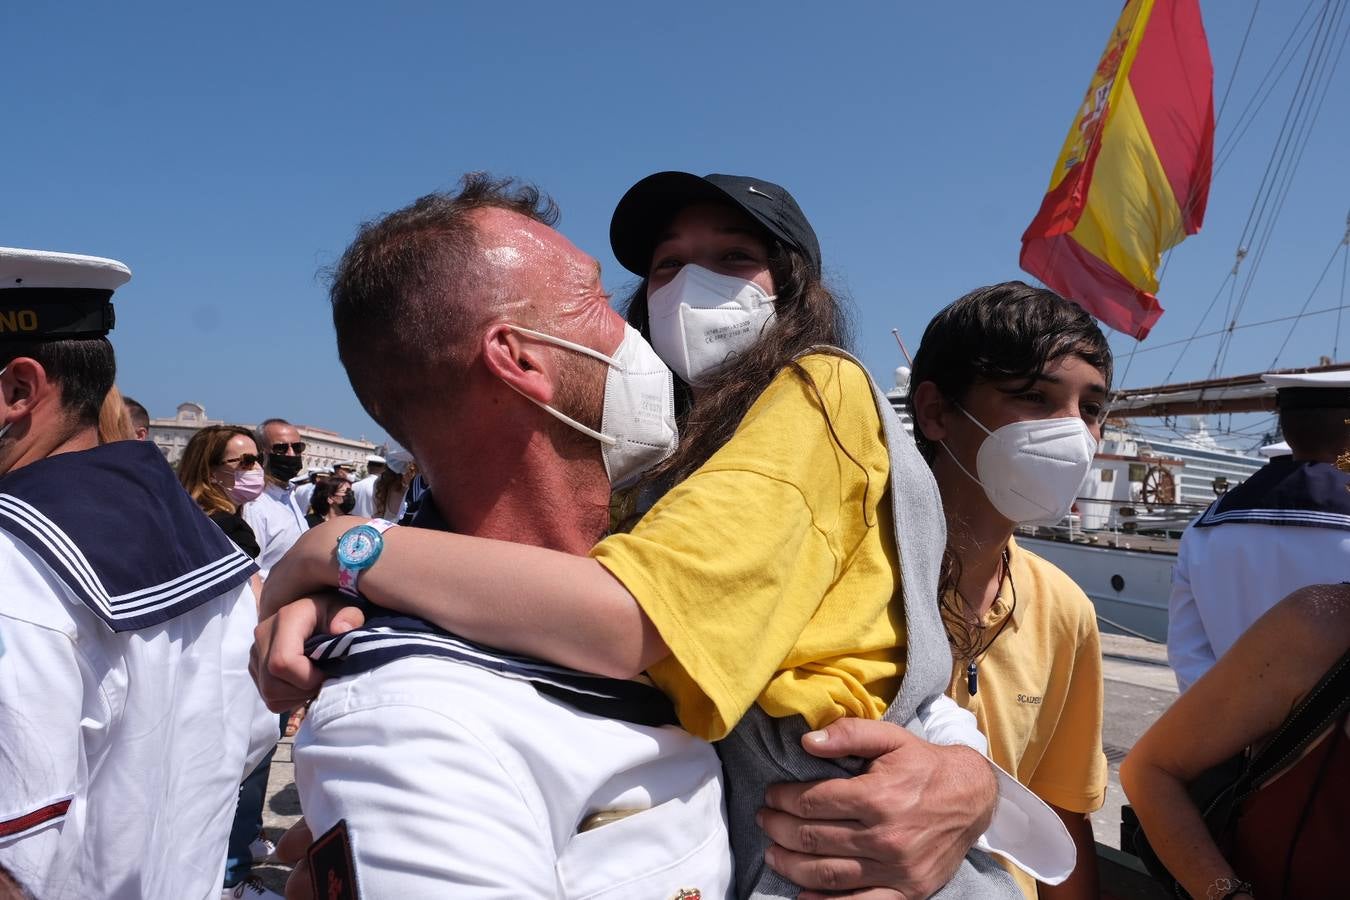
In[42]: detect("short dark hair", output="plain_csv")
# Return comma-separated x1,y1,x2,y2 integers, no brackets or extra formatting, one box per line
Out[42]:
254,417,293,456
122,395,150,431
0,338,116,427
906,281,1113,461
1281,406,1350,458
328,173,559,445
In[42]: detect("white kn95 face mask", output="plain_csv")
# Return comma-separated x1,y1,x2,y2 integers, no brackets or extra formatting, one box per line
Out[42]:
504,323,679,489
942,405,1097,525
646,264,777,386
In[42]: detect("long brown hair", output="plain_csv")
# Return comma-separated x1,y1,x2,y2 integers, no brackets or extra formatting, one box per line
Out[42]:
179,425,256,517
373,466,409,518
623,240,854,489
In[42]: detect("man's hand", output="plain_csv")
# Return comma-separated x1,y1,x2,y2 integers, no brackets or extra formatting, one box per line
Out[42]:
759,719,997,900
276,818,314,900
250,591,365,711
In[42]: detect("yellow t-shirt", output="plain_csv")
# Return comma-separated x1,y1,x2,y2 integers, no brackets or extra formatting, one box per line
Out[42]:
947,538,1108,898
592,354,905,741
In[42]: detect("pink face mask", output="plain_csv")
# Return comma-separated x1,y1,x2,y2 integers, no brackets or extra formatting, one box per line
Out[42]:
221,466,266,505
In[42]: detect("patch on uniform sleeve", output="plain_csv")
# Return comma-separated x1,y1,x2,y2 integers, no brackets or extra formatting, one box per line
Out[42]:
0,795,73,841
308,819,360,900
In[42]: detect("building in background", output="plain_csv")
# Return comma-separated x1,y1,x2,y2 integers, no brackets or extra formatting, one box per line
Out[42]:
149,402,379,471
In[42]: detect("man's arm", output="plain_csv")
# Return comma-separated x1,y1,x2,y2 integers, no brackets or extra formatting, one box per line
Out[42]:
759,718,1076,899
757,720,995,899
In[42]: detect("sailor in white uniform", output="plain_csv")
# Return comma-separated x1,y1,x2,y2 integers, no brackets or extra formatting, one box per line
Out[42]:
0,248,276,900
1168,369,1350,691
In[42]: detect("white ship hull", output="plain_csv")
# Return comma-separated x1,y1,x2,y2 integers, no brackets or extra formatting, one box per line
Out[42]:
1017,535,1175,643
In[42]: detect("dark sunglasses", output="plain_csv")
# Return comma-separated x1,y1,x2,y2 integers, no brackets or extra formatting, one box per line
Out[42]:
220,454,261,469
270,442,307,455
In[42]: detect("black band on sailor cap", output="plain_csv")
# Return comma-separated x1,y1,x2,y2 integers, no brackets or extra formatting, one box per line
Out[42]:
1276,388,1350,410
0,288,116,342
610,171,822,278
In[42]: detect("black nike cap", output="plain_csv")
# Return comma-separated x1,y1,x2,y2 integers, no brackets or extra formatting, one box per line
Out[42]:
610,172,822,278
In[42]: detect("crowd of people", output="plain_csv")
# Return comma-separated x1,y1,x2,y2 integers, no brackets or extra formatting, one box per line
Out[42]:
0,169,1344,900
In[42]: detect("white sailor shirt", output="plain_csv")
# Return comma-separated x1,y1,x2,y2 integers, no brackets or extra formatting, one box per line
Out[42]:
1169,458,1350,691
0,442,276,900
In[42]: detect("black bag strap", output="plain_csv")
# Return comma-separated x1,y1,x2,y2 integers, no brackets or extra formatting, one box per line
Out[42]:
1235,648,1350,801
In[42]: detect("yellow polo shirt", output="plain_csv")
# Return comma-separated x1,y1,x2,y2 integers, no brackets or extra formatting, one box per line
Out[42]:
947,538,1107,897
592,354,906,741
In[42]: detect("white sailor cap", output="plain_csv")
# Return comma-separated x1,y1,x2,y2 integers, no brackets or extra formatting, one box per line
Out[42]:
1262,369,1350,409
385,447,414,475
0,247,131,342
1258,440,1291,458
289,471,312,485
366,454,386,465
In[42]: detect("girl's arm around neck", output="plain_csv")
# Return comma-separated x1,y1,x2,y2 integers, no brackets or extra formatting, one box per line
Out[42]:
296,519,671,679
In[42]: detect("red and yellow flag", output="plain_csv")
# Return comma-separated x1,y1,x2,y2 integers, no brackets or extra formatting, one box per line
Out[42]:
1020,0,1213,340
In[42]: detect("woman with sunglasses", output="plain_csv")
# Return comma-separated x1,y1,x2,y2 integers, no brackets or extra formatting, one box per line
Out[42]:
178,424,284,899
179,425,267,564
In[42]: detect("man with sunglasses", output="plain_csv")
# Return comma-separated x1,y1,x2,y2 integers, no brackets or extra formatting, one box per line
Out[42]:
241,419,310,578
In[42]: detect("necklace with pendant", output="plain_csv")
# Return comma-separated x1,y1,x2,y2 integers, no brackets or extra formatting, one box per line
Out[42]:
960,548,1017,696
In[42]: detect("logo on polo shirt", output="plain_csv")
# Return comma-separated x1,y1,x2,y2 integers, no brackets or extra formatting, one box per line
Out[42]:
0,309,39,334
1017,693,1043,705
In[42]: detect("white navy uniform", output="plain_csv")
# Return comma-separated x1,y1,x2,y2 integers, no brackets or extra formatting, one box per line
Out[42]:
1170,457,1350,691
0,441,276,900
350,473,378,518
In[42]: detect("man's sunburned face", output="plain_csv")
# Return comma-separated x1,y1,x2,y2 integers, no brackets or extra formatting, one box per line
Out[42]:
475,208,623,357
474,208,624,448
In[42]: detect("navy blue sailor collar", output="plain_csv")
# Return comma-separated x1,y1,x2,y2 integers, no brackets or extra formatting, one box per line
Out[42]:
0,440,258,632
1195,456,1350,531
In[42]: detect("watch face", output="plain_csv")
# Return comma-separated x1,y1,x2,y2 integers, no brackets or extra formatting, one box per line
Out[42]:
337,525,382,569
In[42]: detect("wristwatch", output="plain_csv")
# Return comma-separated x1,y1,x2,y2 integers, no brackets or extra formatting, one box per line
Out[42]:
336,518,398,599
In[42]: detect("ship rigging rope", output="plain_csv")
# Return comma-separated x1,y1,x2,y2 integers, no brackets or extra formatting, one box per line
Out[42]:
1150,1,1335,383
1337,215,1349,360
1117,299,1350,357
1212,0,1350,376
1155,2,1319,373
1269,225,1350,368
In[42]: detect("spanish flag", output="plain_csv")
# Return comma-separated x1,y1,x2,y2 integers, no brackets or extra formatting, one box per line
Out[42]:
1020,0,1213,340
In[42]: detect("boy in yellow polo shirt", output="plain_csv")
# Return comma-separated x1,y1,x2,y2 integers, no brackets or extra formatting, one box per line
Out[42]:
908,282,1112,899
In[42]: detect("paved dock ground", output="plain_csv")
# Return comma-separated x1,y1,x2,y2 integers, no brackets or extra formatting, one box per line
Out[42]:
255,736,302,894
1096,633,1177,848
253,633,1177,893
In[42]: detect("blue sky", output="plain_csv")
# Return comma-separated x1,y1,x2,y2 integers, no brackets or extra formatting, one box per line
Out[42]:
4,1,1346,447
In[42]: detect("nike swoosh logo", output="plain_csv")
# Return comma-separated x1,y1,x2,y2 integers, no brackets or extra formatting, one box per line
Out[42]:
746,186,775,200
